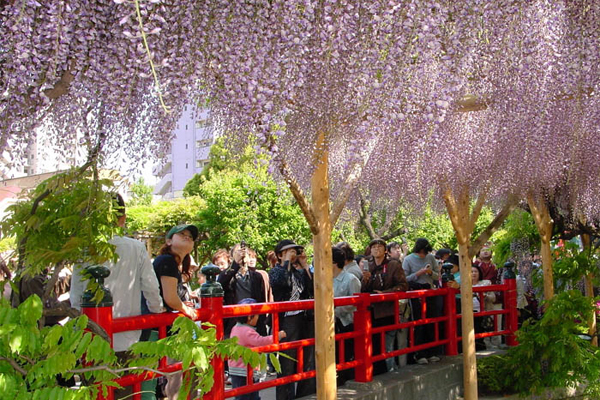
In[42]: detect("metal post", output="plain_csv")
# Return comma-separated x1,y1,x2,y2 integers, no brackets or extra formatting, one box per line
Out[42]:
81,265,114,400
200,264,225,400
353,293,373,382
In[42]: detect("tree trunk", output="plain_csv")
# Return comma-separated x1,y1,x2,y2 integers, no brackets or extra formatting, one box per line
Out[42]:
444,188,479,400
458,241,477,400
581,234,597,346
311,134,336,400
527,196,554,300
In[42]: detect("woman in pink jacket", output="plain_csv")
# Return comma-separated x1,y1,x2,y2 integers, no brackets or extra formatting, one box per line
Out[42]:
229,298,286,400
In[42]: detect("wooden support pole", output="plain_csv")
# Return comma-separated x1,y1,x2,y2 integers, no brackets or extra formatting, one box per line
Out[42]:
527,195,554,301
581,233,597,347
444,188,478,400
311,132,336,400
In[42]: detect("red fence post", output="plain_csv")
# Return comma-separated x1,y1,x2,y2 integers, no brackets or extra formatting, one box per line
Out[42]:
81,265,114,400
443,286,458,356
503,261,518,346
441,262,458,356
353,293,373,382
200,265,225,400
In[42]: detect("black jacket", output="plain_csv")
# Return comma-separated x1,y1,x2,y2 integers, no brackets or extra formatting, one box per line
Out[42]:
218,260,267,335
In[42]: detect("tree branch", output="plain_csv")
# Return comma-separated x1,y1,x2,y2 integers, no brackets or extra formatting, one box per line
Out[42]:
43,304,111,342
381,227,407,242
18,354,35,365
358,192,377,240
277,159,319,235
468,190,488,232
469,196,519,258
43,67,76,100
0,356,27,376
67,364,180,378
330,161,364,226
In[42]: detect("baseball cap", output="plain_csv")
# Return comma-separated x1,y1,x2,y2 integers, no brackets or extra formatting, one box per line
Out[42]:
368,238,387,248
166,224,199,241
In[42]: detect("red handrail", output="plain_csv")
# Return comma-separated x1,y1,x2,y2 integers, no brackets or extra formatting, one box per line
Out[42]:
84,279,519,400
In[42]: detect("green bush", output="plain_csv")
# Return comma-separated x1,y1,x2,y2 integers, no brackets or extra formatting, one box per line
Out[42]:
478,290,600,396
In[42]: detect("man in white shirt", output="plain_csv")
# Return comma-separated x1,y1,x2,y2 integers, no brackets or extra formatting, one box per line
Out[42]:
70,194,164,353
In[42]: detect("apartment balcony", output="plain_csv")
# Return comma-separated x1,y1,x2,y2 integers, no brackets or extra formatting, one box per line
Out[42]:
154,173,173,196
153,154,172,176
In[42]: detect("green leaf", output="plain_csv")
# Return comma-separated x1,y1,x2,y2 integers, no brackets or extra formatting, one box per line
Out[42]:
18,295,43,326
269,353,281,374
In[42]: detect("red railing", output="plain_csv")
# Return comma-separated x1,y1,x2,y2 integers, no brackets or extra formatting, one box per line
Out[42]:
83,278,518,400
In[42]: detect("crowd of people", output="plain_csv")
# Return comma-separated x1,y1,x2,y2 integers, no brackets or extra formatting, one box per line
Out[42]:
44,195,526,400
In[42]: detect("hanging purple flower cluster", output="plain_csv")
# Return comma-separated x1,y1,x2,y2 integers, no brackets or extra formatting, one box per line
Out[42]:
1,0,599,220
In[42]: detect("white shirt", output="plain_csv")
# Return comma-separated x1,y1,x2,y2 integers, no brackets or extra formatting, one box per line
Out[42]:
333,269,362,327
70,236,164,352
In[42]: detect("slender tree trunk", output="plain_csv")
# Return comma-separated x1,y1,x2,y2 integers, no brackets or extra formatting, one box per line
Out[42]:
311,134,336,400
458,241,477,400
581,233,597,346
444,188,480,400
527,196,554,300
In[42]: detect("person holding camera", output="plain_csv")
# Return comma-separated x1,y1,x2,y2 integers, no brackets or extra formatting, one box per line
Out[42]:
402,238,443,364
218,243,267,337
361,238,408,374
269,239,314,400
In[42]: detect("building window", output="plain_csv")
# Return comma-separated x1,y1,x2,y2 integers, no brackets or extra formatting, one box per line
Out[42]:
185,144,188,150
196,139,211,148
196,119,209,129
196,160,210,168
186,124,188,130
186,163,188,169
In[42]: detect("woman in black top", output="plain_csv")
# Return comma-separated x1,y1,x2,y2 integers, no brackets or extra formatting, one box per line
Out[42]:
153,224,199,400
153,224,199,319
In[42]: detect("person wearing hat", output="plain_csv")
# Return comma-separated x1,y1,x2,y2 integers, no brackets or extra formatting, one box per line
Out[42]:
361,238,408,374
269,239,314,400
229,298,286,400
70,194,165,399
153,224,199,319
71,193,165,348
153,224,199,399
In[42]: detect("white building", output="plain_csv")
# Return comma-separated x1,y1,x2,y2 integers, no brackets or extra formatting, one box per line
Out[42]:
153,106,215,199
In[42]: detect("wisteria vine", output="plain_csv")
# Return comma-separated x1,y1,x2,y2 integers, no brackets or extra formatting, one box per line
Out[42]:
1,0,598,221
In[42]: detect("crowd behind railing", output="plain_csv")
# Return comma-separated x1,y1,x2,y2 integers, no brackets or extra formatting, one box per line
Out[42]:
64,214,521,400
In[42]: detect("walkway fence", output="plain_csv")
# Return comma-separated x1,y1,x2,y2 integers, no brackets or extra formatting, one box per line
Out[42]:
83,274,518,400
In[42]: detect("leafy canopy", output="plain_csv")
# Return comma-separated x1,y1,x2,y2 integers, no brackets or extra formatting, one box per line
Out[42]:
128,178,154,207
1,168,123,275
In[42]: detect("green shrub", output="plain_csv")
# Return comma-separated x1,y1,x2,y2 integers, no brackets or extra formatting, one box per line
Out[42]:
478,290,600,396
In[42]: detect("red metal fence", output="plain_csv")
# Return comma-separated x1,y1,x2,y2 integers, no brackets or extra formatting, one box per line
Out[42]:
83,278,518,400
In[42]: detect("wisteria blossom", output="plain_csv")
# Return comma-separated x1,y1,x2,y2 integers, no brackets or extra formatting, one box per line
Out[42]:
2,1,598,220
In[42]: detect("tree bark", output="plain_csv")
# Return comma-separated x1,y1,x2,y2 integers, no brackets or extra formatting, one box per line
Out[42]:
311,133,336,400
358,192,378,240
581,233,597,346
444,188,478,400
527,195,554,301
469,196,519,258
